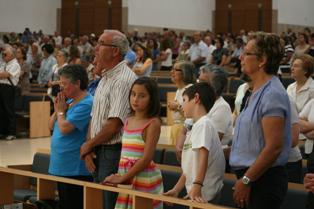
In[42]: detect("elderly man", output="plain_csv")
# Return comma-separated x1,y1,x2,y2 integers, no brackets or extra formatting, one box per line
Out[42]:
0,45,21,140
80,30,136,209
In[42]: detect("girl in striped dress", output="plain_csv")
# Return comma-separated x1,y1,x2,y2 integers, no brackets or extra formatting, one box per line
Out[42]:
104,77,163,209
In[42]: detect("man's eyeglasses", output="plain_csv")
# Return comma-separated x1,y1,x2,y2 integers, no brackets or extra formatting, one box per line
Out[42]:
97,41,118,48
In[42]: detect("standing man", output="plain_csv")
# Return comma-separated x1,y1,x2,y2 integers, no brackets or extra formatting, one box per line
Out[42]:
80,30,136,209
0,45,21,140
189,31,209,77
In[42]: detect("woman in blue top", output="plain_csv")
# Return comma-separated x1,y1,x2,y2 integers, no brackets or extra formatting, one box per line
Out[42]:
230,32,292,209
48,64,93,209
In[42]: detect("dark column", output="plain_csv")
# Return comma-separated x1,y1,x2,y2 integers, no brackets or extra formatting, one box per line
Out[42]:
108,0,112,29
75,0,80,36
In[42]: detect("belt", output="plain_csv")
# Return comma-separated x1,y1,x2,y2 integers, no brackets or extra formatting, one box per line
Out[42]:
233,165,285,179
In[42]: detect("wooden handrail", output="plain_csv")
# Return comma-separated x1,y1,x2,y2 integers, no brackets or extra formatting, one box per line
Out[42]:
0,166,232,209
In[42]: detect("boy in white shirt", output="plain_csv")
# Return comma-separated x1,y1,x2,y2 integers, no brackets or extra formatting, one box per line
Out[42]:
164,82,225,203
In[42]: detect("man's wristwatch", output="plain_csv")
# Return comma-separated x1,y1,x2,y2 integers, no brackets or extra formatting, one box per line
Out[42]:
58,112,64,116
241,175,251,185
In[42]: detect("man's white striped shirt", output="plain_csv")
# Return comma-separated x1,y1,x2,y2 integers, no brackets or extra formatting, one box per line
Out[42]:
90,60,137,144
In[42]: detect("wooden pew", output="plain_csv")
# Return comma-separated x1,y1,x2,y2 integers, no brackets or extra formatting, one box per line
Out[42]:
0,166,231,209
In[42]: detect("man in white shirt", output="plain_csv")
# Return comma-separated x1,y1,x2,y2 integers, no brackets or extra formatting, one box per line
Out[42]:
204,35,216,64
189,32,209,77
0,45,21,140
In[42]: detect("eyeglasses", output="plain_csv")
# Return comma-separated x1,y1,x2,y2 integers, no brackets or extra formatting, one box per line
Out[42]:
97,41,118,48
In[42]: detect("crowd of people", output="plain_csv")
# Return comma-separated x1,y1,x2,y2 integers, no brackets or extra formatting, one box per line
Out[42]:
0,26,314,209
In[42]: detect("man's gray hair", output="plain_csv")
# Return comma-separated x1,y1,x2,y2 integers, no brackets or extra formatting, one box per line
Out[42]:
4,44,16,57
104,30,129,58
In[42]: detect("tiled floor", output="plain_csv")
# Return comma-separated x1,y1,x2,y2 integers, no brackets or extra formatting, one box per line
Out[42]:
0,137,50,167
0,126,172,167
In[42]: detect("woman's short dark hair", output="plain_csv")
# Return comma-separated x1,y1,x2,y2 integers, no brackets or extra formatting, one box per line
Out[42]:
183,82,216,113
292,54,314,78
251,32,284,75
211,73,228,97
41,44,54,55
58,64,88,90
129,77,160,117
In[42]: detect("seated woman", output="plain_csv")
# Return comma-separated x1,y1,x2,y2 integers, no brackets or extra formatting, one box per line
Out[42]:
132,44,153,77
48,64,93,209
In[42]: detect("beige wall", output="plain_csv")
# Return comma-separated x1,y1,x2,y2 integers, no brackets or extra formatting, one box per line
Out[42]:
277,24,314,35
122,4,212,35
127,25,198,36
272,10,278,34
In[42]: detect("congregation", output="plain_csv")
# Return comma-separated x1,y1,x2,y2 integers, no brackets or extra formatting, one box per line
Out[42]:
0,26,314,209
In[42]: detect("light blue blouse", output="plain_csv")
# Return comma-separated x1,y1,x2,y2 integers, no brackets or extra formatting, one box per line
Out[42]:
230,76,292,169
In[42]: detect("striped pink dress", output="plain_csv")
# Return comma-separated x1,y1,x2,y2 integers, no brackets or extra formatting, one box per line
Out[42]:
115,118,163,209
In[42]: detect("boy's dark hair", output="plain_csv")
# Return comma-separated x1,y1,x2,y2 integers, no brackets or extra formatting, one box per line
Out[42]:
183,82,216,113
129,77,160,117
